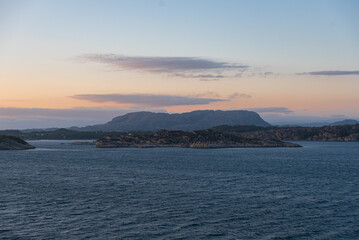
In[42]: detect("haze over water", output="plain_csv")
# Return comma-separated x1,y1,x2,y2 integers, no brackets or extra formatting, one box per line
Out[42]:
1,141,358,239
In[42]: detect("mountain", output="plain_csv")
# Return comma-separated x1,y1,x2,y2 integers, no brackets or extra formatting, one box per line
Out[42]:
76,110,270,132
330,119,359,126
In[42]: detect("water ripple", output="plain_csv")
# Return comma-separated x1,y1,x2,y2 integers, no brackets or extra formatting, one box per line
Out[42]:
0,141,358,239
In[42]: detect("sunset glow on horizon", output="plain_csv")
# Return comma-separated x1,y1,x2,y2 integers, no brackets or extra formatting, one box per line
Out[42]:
1,0,359,129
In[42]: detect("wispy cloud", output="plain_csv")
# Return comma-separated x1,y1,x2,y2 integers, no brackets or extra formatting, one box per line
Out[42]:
228,93,252,99
76,54,248,74
72,93,227,107
171,73,226,81
199,78,221,82
171,73,226,78
191,92,222,98
244,107,293,114
264,72,274,75
331,114,346,118
297,70,359,76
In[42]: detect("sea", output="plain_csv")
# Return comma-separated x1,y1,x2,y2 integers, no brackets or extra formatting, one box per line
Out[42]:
0,140,358,239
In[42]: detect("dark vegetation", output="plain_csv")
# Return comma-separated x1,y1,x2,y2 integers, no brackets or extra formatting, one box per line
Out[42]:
96,129,300,148
1,124,358,142
0,135,35,150
211,124,359,141
0,135,27,144
0,128,151,140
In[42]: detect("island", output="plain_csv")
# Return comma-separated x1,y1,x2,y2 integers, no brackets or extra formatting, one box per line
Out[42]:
0,135,35,150
95,129,301,148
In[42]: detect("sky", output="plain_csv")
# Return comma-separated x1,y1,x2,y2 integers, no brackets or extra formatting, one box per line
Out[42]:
0,0,358,129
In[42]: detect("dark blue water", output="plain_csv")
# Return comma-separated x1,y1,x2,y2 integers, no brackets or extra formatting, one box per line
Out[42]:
0,141,358,239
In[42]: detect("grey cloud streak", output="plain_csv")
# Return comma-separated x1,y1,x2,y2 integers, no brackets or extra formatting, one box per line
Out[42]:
72,93,227,107
171,73,226,78
199,78,220,82
244,107,293,114
228,93,252,99
77,54,248,73
298,70,359,76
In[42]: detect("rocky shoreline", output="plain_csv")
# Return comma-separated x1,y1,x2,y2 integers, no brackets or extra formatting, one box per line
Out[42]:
95,129,301,149
0,135,35,150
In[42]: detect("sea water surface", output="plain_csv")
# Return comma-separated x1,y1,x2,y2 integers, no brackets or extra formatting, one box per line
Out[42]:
0,141,358,239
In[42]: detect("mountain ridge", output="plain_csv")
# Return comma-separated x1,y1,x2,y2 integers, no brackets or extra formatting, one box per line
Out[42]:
329,119,359,126
73,110,271,132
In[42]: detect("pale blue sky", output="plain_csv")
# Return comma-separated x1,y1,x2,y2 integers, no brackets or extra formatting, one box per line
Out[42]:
1,0,358,71
0,0,359,128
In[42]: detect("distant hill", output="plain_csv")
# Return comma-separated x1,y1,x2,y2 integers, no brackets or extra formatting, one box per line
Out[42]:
277,122,330,127
0,128,128,140
75,110,271,132
330,119,359,126
274,119,359,127
2,122,358,142
212,124,359,141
